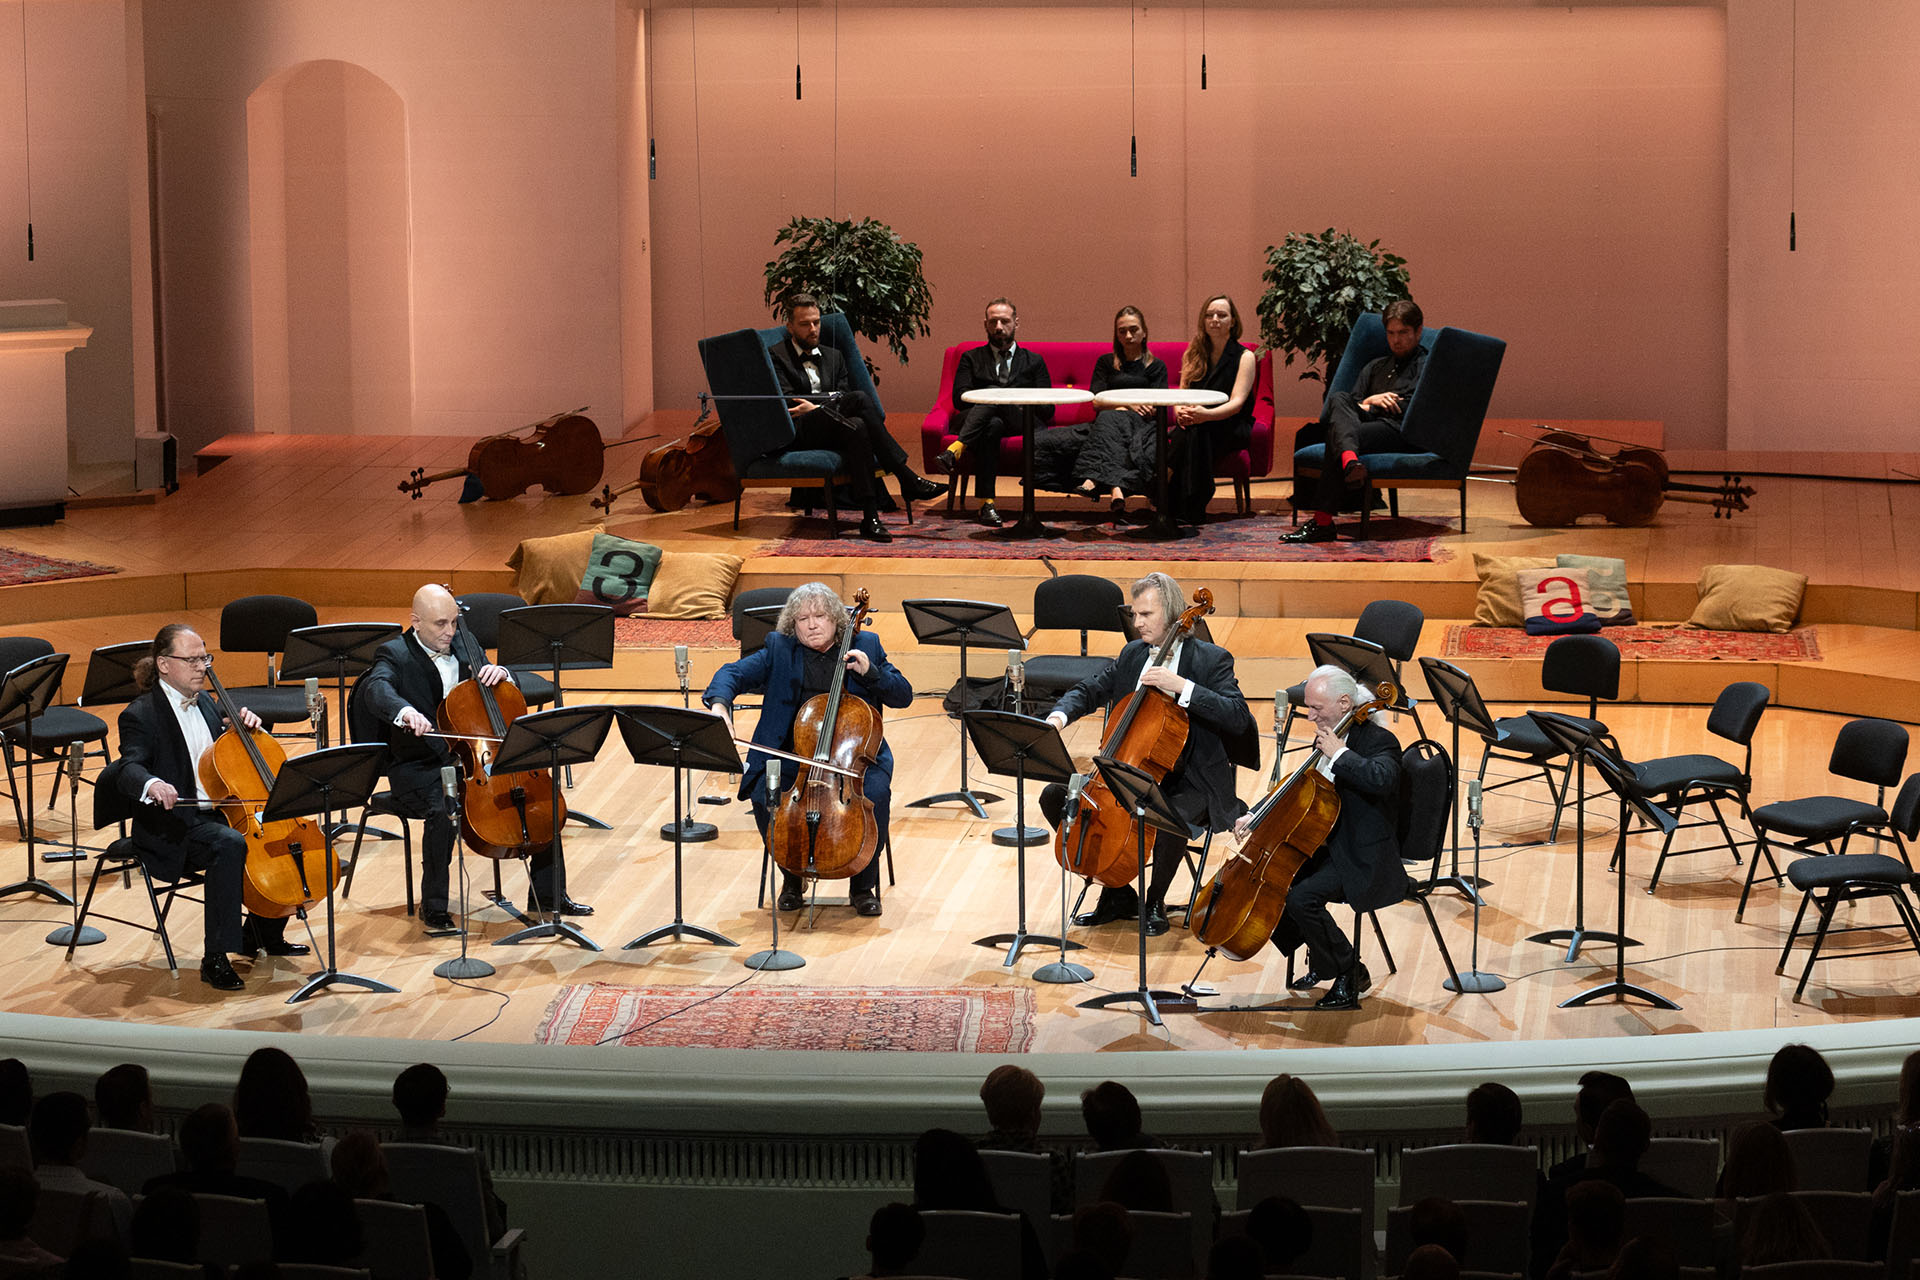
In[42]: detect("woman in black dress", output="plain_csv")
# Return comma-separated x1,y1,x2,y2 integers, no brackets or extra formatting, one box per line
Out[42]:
1031,306,1169,512
1171,294,1258,522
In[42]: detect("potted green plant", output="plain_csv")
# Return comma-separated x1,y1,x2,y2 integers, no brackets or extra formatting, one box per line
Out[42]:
1255,228,1411,385
762,215,933,381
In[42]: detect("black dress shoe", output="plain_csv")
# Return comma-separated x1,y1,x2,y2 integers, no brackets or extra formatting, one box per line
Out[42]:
200,955,244,992
935,449,961,477
852,890,883,917
1343,458,1370,489
420,908,459,932
976,502,1004,528
777,881,805,912
1143,900,1170,938
1071,886,1139,928
1314,961,1371,1010
1288,966,1325,992
1280,521,1337,544
901,475,948,502
858,515,894,544
237,919,311,958
556,897,595,917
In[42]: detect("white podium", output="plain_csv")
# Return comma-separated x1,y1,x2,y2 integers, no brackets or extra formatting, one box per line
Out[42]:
0,299,92,525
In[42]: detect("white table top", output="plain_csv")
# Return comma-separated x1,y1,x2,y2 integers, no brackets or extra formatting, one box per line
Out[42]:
960,387,1095,407
1089,388,1229,409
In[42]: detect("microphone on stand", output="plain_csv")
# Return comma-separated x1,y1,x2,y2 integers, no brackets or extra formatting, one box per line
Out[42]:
1468,778,1484,832
442,764,460,802
305,677,326,748
1006,649,1025,716
674,645,691,699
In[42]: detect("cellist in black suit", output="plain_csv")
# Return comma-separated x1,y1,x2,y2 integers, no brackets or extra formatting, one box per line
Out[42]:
105,623,307,991
1040,572,1258,936
354,584,592,932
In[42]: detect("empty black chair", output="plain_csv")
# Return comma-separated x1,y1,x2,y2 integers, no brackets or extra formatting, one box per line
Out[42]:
1740,717,1912,921
1276,599,1426,757
0,637,108,837
1615,680,1771,894
730,587,793,660
1020,575,1126,715
454,592,556,707
1776,773,1920,1000
217,594,319,729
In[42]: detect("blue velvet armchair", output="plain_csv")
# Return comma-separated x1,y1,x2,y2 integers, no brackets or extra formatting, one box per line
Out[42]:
1292,312,1506,533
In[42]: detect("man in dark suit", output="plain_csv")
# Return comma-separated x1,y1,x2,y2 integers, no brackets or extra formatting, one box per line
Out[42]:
1256,664,1405,1009
355,584,591,931
768,294,945,546
935,297,1055,527
1041,572,1257,936
109,623,308,992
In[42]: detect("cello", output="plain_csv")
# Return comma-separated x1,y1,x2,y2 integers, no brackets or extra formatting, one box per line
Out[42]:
769,588,883,885
1188,680,1396,962
1508,428,1754,527
1054,589,1216,889
434,621,564,859
399,410,653,502
198,666,336,920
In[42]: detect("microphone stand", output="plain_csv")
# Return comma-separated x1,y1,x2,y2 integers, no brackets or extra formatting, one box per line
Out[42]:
661,645,717,843
746,766,803,971
1444,779,1505,994
45,745,103,949
993,650,1046,848
434,763,496,980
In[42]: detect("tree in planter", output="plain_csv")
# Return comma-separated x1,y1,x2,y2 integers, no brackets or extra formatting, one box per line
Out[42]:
1255,228,1411,387
762,215,934,380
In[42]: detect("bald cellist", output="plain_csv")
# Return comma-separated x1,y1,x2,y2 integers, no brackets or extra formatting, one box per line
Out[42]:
1041,572,1257,936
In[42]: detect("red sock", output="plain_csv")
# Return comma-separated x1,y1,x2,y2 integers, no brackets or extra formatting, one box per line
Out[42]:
1340,450,1359,469
1313,511,1334,526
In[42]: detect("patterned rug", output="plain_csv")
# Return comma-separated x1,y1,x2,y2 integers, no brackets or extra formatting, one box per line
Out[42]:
1442,624,1822,661
769,510,1452,563
612,617,736,649
535,983,1037,1052
0,546,118,587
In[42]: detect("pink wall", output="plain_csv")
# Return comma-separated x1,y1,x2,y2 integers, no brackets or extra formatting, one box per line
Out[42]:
646,6,1728,445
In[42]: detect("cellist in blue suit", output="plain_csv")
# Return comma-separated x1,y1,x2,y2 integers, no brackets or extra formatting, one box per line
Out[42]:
703,582,913,917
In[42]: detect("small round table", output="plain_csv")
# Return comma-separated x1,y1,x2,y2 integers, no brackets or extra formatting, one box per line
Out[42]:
1090,387,1228,540
960,386,1095,539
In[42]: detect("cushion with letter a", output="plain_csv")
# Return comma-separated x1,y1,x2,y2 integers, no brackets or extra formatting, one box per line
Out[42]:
1517,566,1603,636
1556,553,1635,626
574,532,663,616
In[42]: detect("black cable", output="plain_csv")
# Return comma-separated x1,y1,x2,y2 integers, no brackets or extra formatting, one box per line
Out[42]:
445,980,514,1042
590,970,759,1047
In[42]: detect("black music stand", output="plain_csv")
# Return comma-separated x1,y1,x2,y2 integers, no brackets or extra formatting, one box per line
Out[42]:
964,711,1084,970
616,706,740,950
0,653,75,905
1525,710,1637,962
496,605,615,830
45,751,102,948
78,642,146,710
489,705,616,951
902,599,1024,819
1077,758,1190,1026
280,623,402,745
1561,743,1681,1010
1418,660,1503,906
259,743,397,1004
660,647,718,844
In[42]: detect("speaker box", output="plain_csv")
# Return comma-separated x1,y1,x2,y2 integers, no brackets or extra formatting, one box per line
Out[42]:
134,431,177,493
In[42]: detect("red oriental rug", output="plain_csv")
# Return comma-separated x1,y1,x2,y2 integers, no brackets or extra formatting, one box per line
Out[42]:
769,511,1452,563
1442,624,1822,662
535,983,1037,1053
0,546,118,587
612,617,737,649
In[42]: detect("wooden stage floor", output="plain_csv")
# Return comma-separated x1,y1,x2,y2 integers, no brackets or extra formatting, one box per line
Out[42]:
0,432,1916,1056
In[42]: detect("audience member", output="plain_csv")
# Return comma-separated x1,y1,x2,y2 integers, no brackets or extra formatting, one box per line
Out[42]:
1407,1195,1469,1265
1764,1042,1834,1131
975,1064,1070,1213
92,1066,152,1134
1532,1100,1678,1278
1051,1248,1116,1280
0,1167,61,1277
910,1128,1045,1279
143,1103,289,1248
1605,1235,1680,1280
1402,1242,1463,1280
1094,1149,1172,1214
127,1188,213,1275
1716,1120,1796,1202
1545,1180,1624,1280
1070,1202,1132,1277
331,1129,471,1280
1203,1234,1265,1280
27,1091,132,1238
1080,1082,1159,1151
0,1063,30,1129
234,1047,319,1144
391,1062,508,1237
1871,1048,1920,1256
1257,1074,1338,1148
1243,1194,1312,1272
1737,1189,1831,1265
283,1181,362,1268
1465,1081,1525,1146
841,1202,921,1280
1544,1071,1635,1186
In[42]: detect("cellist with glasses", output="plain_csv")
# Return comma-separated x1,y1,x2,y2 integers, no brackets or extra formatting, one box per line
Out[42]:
703,582,913,918
1040,572,1257,937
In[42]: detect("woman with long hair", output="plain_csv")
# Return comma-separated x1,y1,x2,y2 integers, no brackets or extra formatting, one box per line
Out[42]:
1170,294,1257,522
1031,306,1170,514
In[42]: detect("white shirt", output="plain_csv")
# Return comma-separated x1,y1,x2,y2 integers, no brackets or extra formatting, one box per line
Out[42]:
1136,639,1197,708
140,681,214,805
789,339,825,395
1315,727,1350,779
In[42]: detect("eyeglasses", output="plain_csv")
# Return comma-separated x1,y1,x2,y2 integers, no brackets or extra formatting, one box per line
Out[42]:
161,653,214,669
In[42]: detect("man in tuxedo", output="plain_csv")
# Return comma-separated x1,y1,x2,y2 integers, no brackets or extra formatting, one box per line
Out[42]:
1253,665,1405,1009
1041,572,1257,936
768,294,945,546
936,297,1056,527
356,584,592,931
109,623,308,991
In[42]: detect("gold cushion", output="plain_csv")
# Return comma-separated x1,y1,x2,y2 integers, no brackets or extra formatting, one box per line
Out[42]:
507,528,599,605
1688,563,1808,633
645,552,745,619
1472,553,1556,627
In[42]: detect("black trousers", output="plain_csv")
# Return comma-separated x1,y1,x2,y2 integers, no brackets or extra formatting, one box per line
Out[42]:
136,810,288,956
388,761,567,913
952,404,1021,501
1311,391,1411,514
1271,851,1355,975
1040,780,1200,907
794,404,884,513
834,392,911,476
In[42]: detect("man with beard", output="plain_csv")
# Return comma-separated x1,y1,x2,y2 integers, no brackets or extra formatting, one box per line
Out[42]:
935,297,1055,528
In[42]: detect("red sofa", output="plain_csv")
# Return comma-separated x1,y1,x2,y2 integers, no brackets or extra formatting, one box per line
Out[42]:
920,340,1275,515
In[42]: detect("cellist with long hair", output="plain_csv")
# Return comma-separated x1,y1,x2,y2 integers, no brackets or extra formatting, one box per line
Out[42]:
1041,573,1257,936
